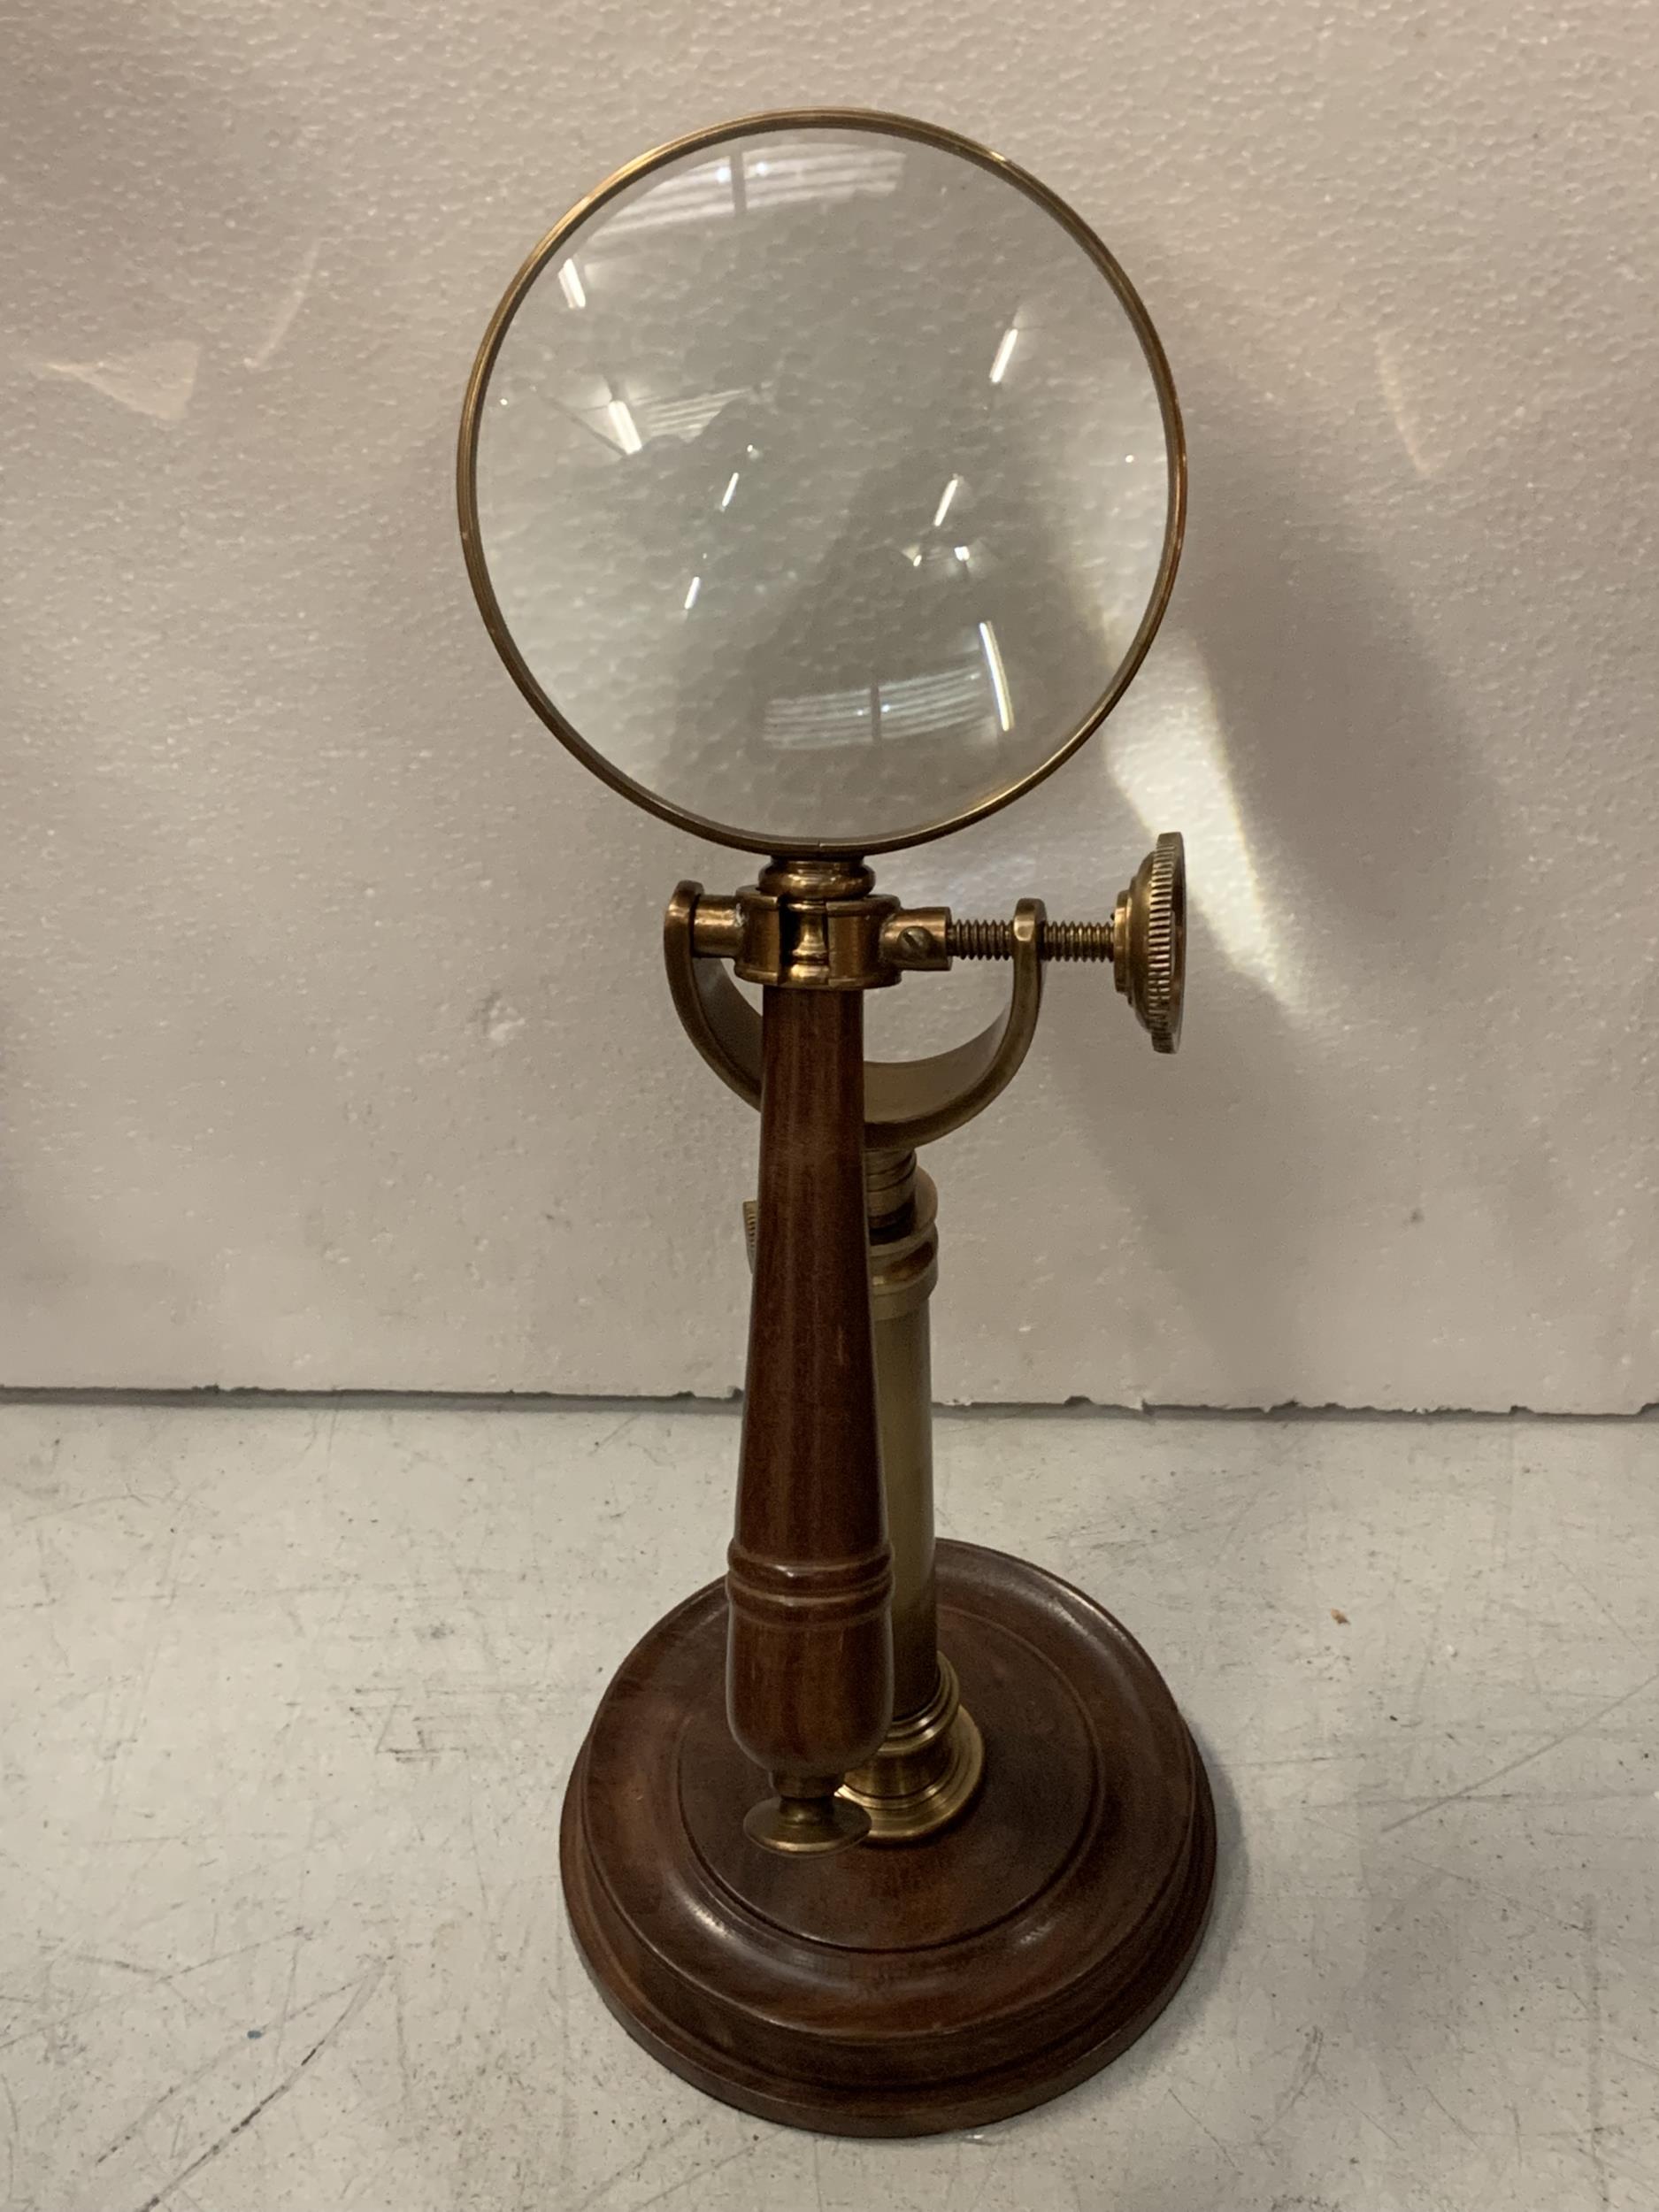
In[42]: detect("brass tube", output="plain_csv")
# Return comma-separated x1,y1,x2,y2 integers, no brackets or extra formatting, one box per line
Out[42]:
864,1148,940,1719
843,1155,984,1842
872,1295,938,1720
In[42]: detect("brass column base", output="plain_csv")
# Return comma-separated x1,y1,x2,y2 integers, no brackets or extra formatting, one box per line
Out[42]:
839,1655,984,1843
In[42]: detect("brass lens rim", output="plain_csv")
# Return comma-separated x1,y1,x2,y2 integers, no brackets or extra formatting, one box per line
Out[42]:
457,106,1187,857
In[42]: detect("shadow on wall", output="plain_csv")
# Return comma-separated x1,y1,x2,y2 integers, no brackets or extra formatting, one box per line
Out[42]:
1030,314,1523,1405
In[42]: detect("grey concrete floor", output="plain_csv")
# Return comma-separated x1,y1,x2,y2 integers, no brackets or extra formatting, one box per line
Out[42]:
1,1401,1655,2211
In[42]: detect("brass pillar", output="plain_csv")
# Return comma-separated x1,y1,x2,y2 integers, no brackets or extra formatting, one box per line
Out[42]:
840,1150,984,1842
864,1148,939,1716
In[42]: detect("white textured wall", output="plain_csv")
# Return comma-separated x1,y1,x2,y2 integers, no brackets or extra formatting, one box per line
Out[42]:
3,2,1655,1409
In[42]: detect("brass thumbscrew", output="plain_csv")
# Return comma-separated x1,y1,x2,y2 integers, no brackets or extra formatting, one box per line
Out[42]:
946,832,1186,1054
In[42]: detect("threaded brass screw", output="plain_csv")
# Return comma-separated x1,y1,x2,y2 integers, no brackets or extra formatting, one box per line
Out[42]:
947,917,1115,963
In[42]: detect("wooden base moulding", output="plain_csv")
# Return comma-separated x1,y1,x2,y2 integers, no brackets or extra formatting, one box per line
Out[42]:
561,1540,1216,2137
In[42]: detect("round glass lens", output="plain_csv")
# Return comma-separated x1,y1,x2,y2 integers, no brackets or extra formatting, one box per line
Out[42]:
465,119,1178,852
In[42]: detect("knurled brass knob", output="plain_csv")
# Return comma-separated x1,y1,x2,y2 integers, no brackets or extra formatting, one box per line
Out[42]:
1113,831,1185,1055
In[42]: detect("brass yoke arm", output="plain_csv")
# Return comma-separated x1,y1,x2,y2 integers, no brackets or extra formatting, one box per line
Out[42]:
664,889,1048,1153
664,831,1184,1152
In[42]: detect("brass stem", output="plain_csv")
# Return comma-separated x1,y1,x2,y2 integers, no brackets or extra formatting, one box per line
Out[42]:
876,1302,938,1717
841,1150,985,1843
868,1153,940,1717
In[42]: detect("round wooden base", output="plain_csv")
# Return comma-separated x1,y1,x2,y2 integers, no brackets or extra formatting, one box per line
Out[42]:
561,1540,1215,2137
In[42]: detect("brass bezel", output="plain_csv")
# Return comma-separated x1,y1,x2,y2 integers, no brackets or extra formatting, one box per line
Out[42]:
457,106,1187,857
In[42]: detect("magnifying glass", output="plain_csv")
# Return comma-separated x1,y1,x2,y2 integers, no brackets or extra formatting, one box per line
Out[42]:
457,110,1182,856
454,111,1210,2137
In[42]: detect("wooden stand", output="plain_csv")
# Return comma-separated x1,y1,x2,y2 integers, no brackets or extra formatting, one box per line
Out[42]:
561,859,1213,2135
726,985,893,1855
563,1541,1213,2134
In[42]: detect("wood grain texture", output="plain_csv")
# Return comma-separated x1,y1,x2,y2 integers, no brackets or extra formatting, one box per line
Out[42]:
562,1540,1217,2137
726,986,893,1798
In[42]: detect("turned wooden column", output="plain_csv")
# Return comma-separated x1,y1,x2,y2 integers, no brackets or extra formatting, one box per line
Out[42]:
726,982,895,1853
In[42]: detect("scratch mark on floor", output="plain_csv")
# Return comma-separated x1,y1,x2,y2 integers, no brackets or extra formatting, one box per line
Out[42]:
1551,1554,1650,1662
90,1969,363,2173
1,2062,19,2203
1168,2085,1243,2169
96,2032,254,2170
1326,2083,1415,2160
1378,1667,1659,1834
122,1960,383,2212
1402,2055,1479,2146
624,2138,765,2212
1255,2025,1325,2143
1585,1895,1609,2209
963,2147,1005,2212
588,1413,641,1455
392,1953,414,2114
568,2116,705,2212
270,1918,304,2069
